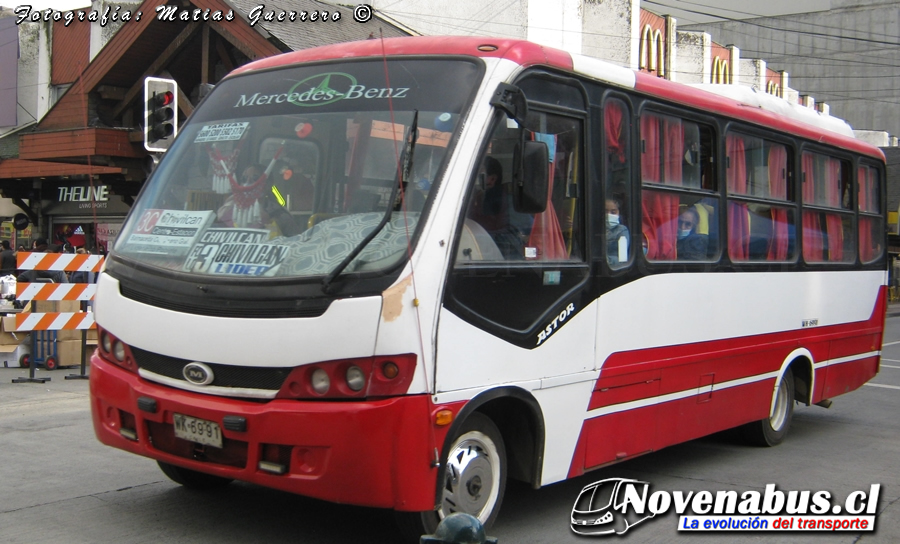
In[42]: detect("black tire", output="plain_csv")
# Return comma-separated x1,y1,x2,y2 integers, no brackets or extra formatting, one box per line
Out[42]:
19,354,30,368
44,356,57,371
157,461,233,490
742,370,794,447
396,412,507,541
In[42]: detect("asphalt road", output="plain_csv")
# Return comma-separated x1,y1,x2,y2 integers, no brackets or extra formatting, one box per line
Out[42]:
1,316,899,543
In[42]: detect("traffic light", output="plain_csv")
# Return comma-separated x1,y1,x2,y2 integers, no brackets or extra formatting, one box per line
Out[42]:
144,77,178,152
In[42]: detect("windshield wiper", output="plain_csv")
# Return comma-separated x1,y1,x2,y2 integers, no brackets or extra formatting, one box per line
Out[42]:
322,110,419,293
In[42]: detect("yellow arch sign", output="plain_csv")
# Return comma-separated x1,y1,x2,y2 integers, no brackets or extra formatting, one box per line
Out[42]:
640,25,665,77
712,56,731,84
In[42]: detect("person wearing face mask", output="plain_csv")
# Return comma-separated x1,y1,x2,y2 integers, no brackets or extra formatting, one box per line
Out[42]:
676,206,708,260
605,198,630,266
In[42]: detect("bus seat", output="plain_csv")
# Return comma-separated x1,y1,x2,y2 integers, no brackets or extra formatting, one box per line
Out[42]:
457,219,504,262
694,203,712,235
696,202,718,257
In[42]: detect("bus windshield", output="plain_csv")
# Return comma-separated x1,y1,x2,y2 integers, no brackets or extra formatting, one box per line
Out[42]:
115,58,481,280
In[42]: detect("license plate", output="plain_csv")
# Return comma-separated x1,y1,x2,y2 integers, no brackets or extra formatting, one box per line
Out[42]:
173,413,223,448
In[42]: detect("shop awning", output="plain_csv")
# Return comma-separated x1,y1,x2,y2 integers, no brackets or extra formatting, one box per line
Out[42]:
0,159,122,180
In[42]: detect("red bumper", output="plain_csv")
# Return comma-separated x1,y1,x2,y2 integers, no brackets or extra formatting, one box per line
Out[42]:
89,353,439,511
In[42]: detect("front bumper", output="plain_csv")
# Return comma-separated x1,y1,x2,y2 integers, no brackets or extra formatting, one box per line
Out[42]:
89,353,439,511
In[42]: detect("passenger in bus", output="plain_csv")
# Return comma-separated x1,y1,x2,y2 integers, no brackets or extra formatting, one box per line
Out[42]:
470,156,524,259
273,158,315,212
676,206,708,260
605,198,629,266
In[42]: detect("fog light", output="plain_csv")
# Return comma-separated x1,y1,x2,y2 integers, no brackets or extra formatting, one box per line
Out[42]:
311,368,330,395
346,365,365,392
258,461,287,475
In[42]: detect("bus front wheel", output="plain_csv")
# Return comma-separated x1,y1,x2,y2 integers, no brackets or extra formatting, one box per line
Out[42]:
396,412,507,540
742,371,794,447
157,461,233,490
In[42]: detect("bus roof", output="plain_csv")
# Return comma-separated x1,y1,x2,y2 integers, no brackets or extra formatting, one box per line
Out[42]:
231,36,884,162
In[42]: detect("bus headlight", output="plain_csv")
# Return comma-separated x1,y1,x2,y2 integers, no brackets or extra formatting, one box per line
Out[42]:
346,365,365,391
113,341,126,362
311,368,330,395
96,327,137,373
275,354,417,400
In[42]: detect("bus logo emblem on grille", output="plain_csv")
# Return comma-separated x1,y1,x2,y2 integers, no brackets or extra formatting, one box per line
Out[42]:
183,362,214,386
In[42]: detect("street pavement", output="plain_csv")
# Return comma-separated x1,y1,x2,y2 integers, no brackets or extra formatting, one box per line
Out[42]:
2,309,900,543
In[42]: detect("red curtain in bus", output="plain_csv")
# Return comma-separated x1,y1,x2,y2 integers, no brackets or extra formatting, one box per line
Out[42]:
726,134,749,261
801,153,823,261
527,135,568,260
640,115,681,260
825,158,843,261
767,145,789,261
605,102,626,164
858,166,874,262
664,119,684,185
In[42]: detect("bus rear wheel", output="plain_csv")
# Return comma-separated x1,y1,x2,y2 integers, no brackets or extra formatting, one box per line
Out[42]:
396,412,507,541
742,370,794,447
157,461,233,490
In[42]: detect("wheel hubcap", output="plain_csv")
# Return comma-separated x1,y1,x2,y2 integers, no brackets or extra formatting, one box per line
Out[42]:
770,377,790,431
440,432,500,523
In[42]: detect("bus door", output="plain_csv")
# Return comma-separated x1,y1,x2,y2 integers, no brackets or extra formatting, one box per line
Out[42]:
438,75,593,394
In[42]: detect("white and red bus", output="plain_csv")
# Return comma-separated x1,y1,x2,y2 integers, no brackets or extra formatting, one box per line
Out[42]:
90,36,887,538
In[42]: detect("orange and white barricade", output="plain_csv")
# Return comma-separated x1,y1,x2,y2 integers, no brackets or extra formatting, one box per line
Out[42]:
10,252,103,383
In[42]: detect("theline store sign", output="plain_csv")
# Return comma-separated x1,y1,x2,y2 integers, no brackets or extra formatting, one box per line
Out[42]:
46,185,131,215
58,185,109,206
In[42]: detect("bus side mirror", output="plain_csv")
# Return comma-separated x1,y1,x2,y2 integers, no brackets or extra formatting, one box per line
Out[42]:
490,83,528,125
489,82,547,213
512,139,549,214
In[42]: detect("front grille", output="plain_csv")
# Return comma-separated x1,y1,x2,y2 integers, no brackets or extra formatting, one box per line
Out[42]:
131,347,292,391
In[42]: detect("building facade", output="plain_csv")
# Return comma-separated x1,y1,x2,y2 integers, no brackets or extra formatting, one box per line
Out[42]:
681,0,900,140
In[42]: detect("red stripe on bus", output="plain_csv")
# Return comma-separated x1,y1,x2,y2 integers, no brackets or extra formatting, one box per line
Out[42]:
571,290,886,478
590,325,881,411
599,287,886,379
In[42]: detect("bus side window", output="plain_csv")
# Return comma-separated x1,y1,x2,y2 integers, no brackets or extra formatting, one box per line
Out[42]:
461,112,585,263
859,164,883,263
640,111,717,261
726,132,796,263
604,98,632,269
448,108,587,334
801,151,854,263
